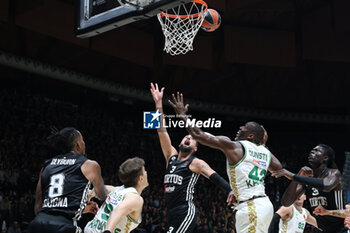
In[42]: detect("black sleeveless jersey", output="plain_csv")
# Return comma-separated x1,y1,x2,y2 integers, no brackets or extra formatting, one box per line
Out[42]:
39,153,91,220
164,155,199,209
305,170,345,233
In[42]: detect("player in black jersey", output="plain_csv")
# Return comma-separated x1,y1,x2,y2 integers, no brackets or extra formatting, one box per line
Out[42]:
150,83,232,233
313,203,350,233
29,127,108,233
272,144,347,233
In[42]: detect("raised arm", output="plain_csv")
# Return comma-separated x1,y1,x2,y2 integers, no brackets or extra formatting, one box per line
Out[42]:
150,83,177,164
190,158,232,193
81,160,107,201
268,153,283,172
272,167,341,193
34,168,44,215
168,92,241,163
276,167,311,206
104,193,143,233
281,181,305,206
306,209,318,228
268,206,292,233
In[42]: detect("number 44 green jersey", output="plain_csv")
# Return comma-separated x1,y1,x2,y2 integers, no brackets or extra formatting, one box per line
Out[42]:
227,140,271,203
84,186,141,233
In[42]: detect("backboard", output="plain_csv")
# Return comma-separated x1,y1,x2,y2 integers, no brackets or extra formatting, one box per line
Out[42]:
76,0,192,38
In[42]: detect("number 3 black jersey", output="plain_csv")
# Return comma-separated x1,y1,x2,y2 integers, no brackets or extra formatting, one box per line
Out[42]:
40,152,90,220
305,169,346,233
164,155,199,209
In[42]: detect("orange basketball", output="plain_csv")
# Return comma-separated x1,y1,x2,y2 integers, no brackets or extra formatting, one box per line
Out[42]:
201,9,221,32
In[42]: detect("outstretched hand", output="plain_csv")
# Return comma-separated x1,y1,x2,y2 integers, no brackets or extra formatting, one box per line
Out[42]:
313,204,327,216
150,82,165,105
168,92,189,116
298,166,313,177
271,168,295,180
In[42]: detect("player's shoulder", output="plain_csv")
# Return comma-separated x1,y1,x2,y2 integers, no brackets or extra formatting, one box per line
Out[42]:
303,208,311,215
328,168,341,176
126,192,144,205
191,157,208,167
83,159,100,168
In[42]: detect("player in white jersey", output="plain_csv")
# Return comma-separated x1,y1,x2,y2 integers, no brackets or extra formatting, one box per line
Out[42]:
268,194,318,233
84,157,148,233
169,92,283,233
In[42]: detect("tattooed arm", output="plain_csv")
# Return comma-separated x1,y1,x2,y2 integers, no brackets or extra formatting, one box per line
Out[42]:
314,205,350,218
190,158,232,193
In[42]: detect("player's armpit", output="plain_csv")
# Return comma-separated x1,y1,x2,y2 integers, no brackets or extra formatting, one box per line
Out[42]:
276,206,293,221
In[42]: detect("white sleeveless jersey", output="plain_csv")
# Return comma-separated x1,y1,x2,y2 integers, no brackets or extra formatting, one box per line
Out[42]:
226,140,271,202
279,205,308,233
84,186,141,233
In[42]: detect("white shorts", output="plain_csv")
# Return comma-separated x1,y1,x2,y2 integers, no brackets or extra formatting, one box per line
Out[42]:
235,196,273,233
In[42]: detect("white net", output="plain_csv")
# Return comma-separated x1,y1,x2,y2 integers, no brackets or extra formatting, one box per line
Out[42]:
157,1,207,55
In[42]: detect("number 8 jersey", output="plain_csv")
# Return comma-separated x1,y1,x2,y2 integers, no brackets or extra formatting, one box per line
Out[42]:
227,140,271,202
40,153,90,220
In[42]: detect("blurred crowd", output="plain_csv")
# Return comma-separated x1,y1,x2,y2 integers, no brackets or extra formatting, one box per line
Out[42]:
0,87,347,233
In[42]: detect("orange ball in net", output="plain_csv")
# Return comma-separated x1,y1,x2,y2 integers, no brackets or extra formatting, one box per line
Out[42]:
201,9,221,32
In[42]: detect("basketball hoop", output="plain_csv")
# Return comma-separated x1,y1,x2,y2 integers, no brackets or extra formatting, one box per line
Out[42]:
157,0,208,55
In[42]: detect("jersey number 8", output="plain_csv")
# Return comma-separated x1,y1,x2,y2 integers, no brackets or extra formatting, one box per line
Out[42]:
48,173,65,198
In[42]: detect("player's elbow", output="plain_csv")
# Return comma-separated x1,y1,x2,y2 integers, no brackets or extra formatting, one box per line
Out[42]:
96,187,107,201
281,200,292,207
191,131,203,139
281,196,293,207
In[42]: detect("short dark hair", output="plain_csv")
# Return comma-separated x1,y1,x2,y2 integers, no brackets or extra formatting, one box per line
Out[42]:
118,157,145,187
318,144,337,168
246,122,264,144
47,127,81,154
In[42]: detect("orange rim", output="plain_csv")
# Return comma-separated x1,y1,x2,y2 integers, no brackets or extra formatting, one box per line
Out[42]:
159,0,208,19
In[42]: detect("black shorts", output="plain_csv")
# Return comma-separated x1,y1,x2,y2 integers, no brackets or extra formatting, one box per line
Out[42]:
29,212,79,233
166,202,198,233
316,216,348,233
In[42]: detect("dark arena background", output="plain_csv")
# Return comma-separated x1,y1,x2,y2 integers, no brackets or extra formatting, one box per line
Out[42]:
0,0,350,232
